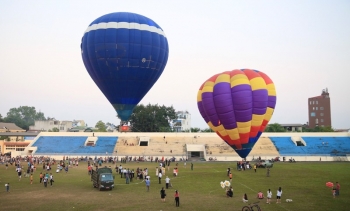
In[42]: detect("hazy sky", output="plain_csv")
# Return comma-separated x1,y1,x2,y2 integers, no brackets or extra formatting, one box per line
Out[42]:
1,1,349,129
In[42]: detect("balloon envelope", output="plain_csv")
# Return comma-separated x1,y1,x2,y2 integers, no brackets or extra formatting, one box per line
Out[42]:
197,69,277,158
81,12,169,121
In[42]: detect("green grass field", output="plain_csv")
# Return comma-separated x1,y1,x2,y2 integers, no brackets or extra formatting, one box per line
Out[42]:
0,161,349,211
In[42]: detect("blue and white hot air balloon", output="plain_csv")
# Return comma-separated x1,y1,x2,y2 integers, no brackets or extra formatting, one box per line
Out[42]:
81,12,169,121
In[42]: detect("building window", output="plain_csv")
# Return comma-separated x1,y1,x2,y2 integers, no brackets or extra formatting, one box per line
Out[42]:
316,107,318,110
309,101,311,105
320,113,324,116
310,112,316,117
316,101,318,104
320,107,324,110
60,127,64,130
313,107,315,110
321,119,324,122
315,118,319,124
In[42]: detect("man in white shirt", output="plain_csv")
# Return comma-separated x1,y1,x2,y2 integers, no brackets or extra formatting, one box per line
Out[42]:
158,172,162,184
165,176,170,189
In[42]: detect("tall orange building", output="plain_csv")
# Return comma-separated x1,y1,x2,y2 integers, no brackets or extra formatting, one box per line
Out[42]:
308,88,331,128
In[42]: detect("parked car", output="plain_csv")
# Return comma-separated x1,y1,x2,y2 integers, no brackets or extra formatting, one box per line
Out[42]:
255,160,273,168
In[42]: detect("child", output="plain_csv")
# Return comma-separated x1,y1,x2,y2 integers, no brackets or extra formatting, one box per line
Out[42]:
332,188,336,198
242,193,248,203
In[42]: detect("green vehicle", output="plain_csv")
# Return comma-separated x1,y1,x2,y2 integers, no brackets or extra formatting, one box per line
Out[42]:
255,160,273,168
91,167,115,191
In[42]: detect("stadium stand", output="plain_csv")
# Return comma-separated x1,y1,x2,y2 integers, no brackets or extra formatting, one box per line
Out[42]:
301,137,350,156
32,136,118,154
269,137,307,155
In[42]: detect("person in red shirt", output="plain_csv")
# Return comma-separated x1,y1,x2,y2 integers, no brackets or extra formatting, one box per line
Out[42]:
257,191,264,199
336,182,340,196
174,190,180,207
88,165,92,175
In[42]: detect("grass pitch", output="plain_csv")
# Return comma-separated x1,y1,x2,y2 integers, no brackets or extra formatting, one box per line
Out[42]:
0,161,349,211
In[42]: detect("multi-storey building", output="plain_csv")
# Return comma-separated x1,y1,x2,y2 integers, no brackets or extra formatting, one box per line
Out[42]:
172,111,191,132
29,118,73,132
308,88,331,128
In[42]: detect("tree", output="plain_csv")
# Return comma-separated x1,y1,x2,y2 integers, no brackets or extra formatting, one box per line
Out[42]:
265,123,286,132
3,106,46,130
129,104,176,132
0,113,3,122
48,127,59,132
201,128,214,132
95,120,107,132
303,126,334,132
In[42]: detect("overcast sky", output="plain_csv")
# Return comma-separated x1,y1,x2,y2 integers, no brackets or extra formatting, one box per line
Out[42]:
1,1,349,129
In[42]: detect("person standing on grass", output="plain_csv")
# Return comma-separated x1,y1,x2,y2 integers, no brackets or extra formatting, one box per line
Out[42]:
16,166,22,181
160,187,166,202
30,174,33,184
43,177,48,187
50,173,54,186
266,189,272,204
165,176,170,189
145,178,150,192
39,172,43,183
5,183,9,192
191,163,193,170
266,167,270,177
158,171,162,184
336,182,340,196
254,164,257,173
229,172,233,182
174,190,180,207
276,187,282,203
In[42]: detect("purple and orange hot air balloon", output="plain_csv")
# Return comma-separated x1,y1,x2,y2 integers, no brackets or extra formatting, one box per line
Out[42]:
197,69,277,158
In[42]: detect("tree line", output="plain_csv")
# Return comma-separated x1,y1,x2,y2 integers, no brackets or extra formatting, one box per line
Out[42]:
0,105,334,133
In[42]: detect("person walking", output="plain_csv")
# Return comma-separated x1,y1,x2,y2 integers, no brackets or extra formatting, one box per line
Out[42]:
30,174,33,184
276,187,282,203
160,187,166,202
165,176,170,189
50,173,54,186
266,167,270,177
158,172,162,184
43,177,48,187
266,189,272,204
174,190,180,207
145,178,150,192
229,172,233,182
254,164,257,173
191,163,193,170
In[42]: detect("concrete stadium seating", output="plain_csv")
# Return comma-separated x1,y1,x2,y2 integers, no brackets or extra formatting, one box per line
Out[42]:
25,132,349,162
